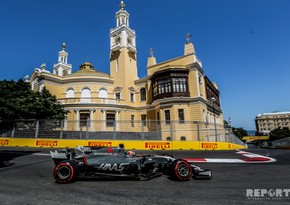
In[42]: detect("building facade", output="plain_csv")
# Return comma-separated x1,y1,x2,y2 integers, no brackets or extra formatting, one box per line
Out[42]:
255,112,290,135
29,2,224,141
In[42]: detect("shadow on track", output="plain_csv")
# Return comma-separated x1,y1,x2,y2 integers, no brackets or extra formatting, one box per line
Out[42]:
0,150,40,169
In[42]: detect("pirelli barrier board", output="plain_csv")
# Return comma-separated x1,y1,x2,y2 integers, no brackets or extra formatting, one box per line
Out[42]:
0,138,246,150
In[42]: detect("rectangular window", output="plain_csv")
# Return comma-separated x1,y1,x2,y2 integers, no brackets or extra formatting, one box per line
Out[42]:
140,88,146,101
172,78,187,93
106,113,115,127
141,114,147,126
80,113,90,127
165,110,171,124
157,112,160,125
178,109,185,124
130,93,134,102
153,82,158,97
115,92,121,100
131,115,135,127
158,78,171,94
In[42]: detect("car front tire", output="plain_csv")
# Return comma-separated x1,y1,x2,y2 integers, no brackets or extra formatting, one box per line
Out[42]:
170,159,192,181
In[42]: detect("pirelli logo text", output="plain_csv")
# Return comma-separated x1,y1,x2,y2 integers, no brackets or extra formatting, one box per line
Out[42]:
36,140,58,147
0,139,9,146
201,143,218,149
88,141,112,147
145,142,171,149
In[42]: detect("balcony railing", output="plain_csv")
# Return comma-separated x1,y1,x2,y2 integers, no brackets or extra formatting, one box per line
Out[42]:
58,97,124,105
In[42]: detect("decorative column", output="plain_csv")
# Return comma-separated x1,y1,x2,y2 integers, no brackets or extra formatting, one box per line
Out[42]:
196,69,200,97
90,109,95,131
64,118,67,131
115,110,120,131
102,109,106,131
75,109,80,131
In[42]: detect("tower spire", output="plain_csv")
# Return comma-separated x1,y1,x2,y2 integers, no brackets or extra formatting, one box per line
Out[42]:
184,33,195,55
186,33,192,44
62,42,66,51
120,1,125,10
53,42,72,76
110,1,136,53
147,48,157,67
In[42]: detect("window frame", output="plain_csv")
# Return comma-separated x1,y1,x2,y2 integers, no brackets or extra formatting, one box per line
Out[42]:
140,88,146,101
115,92,121,100
151,70,189,100
141,114,147,126
164,110,171,125
130,92,135,102
80,113,90,127
131,115,135,127
178,109,185,124
106,113,115,127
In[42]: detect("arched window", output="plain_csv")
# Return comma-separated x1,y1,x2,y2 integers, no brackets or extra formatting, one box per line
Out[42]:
66,88,75,98
81,88,91,103
166,137,172,141
140,88,146,101
99,88,108,103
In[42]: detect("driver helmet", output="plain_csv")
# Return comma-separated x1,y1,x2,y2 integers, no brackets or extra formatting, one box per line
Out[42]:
127,151,135,157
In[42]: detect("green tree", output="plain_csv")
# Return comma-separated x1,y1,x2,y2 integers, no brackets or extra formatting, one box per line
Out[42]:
33,87,68,120
232,127,248,140
0,79,68,133
269,127,290,141
224,120,231,128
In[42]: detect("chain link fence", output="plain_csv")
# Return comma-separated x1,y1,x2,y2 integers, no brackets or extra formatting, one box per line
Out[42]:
0,119,244,145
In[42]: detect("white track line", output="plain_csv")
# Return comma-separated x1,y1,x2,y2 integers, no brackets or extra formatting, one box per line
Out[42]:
184,150,276,163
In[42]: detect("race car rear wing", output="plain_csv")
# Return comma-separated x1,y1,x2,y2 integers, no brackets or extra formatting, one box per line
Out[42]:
50,150,71,165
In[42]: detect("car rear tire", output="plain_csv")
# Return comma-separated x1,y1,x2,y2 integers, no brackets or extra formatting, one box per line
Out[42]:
53,160,77,184
170,159,192,181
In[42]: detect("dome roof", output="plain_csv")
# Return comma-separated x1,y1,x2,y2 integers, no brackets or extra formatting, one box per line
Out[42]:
66,62,109,77
80,62,94,70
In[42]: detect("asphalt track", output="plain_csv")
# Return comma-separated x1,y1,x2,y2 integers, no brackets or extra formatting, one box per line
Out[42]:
0,146,290,205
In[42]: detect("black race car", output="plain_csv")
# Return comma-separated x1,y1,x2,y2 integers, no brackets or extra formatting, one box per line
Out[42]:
50,144,212,183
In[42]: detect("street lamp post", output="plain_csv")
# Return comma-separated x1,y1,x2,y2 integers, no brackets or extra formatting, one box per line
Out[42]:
211,97,218,142
227,117,232,142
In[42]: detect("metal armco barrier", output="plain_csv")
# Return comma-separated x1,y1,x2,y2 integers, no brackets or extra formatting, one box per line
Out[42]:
272,137,290,148
0,119,243,142
0,138,246,150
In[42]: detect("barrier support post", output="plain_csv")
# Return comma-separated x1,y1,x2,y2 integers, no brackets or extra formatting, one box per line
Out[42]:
197,121,200,141
35,120,39,138
60,120,64,139
11,124,15,138
113,121,116,140
86,119,89,140
170,120,174,141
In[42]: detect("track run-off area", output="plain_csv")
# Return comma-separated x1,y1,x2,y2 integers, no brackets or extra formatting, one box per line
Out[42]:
0,146,290,205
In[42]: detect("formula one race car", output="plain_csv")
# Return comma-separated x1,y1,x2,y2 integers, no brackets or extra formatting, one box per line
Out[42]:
50,144,212,183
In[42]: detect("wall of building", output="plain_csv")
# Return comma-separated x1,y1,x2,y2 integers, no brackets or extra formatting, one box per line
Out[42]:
28,2,224,142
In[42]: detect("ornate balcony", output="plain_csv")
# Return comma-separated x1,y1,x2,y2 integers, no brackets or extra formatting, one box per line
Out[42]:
57,97,124,105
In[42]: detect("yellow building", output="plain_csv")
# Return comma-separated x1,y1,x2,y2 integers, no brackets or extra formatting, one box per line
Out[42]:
29,2,224,141
256,111,290,135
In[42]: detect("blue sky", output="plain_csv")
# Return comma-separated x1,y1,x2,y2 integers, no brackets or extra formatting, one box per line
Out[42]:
1,0,290,130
